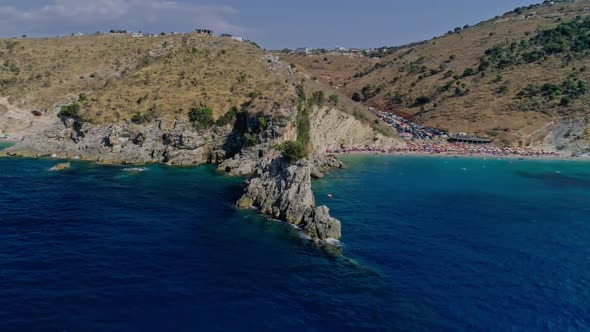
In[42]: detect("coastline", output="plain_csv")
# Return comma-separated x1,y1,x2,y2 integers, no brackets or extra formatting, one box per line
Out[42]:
330,150,590,161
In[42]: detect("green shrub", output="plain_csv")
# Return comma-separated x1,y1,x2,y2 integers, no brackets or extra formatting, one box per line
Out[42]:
243,133,259,146
497,85,509,94
257,116,268,131
216,106,238,126
131,112,149,124
188,107,214,129
58,103,80,118
279,141,308,163
462,68,475,77
310,90,325,106
295,84,306,100
352,92,362,102
328,94,339,105
415,96,432,105
78,93,87,102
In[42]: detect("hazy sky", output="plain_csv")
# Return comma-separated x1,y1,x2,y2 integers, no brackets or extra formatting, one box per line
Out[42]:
0,0,537,49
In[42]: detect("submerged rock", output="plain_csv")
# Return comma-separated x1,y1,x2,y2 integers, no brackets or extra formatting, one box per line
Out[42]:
50,162,70,171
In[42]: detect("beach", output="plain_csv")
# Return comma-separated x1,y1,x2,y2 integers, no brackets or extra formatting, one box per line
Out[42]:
326,141,583,160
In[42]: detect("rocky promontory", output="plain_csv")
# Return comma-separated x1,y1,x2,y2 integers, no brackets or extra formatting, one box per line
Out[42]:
237,155,342,241
0,34,405,242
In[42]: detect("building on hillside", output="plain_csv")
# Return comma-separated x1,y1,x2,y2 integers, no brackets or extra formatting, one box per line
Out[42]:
294,48,310,55
195,29,213,35
72,32,84,37
448,133,493,144
109,29,128,34
131,32,143,38
526,12,537,18
231,36,244,42
584,7,590,12
220,33,232,38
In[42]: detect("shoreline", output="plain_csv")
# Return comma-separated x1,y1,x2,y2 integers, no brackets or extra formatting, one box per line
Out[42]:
330,150,590,161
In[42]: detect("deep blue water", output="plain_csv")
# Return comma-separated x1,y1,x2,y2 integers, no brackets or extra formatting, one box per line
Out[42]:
1,154,589,331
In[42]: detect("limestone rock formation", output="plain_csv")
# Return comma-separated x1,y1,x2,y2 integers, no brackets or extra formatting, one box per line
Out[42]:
303,206,342,240
309,106,403,153
237,156,342,241
2,116,231,166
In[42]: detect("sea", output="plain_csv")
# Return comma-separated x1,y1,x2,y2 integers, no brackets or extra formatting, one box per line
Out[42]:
1,150,589,331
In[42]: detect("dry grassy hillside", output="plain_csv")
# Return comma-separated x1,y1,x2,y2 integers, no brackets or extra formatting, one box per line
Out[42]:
276,53,376,89
282,1,590,147
343,0,590,145
0,33,298,124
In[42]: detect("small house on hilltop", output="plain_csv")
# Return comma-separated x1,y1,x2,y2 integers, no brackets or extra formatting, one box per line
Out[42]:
526,12,537,18
109,29,128,34
220,33,232,38
196,29,213,35
294,48,310,55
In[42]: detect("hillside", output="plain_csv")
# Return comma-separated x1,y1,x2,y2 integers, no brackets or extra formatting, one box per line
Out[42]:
0,32,402,240
282,0,590,154
0,34,299,124
275,53,377,89
0,32,399,162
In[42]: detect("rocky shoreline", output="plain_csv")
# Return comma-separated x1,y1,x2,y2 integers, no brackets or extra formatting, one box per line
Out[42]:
0,97,403,243
236,154,344,241
3,145,345,242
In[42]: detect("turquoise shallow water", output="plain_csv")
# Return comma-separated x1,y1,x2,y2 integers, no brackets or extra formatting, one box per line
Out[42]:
0,154,589,331
314,156,590,331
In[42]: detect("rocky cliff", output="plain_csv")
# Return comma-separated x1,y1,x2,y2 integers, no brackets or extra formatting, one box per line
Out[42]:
237,155,342,241
0,34,402,242
1,111,229,165
309,106,402,152
1,94,395,241
529,114,590,157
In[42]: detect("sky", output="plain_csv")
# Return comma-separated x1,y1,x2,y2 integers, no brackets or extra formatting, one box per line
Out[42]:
0,0,538,49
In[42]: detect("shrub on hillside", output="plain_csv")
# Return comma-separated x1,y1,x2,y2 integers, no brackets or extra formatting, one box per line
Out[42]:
462,68,475,77
131,112,150,124
352,92,362,102
58,103,80,118
310,90,325,106
415,96,432,105
279,141,308,163
215,106,238,127
328,94,339,105
189,107,214,129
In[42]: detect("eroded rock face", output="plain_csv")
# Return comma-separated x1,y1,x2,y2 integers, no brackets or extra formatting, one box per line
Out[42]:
237,156,342,241
303,206,342,240
217,145,278,176
3,117,231,165
309,106,404,153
